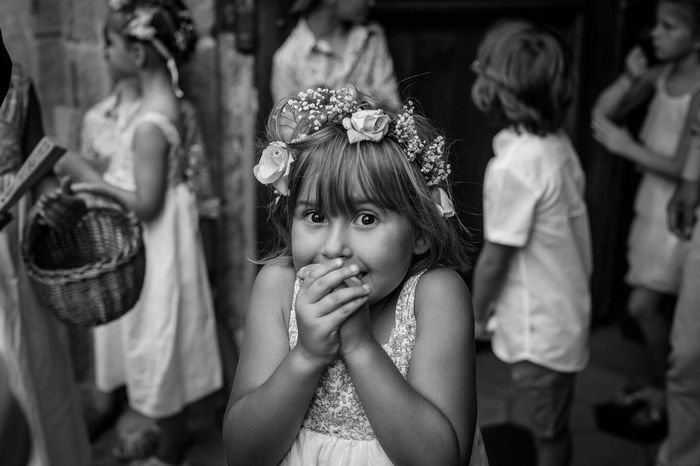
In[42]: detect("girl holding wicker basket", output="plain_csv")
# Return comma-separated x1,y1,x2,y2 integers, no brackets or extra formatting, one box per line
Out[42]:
55,1,222,465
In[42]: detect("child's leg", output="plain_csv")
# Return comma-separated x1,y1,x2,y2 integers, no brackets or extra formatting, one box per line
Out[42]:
154,409,189,464
627,287,671,387
511,361,576,466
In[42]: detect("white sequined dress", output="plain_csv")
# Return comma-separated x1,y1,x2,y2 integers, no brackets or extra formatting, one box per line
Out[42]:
282,271,489,465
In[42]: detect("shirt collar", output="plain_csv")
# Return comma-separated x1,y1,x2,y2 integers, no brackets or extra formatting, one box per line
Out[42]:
296,18,371,57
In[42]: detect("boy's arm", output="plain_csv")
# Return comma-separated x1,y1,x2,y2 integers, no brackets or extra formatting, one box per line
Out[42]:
472,240,517,329
342,269,475,465
223,262,324,465
669,126,700,239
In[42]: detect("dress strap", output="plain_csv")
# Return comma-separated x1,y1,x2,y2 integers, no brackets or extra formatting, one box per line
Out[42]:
131,111,181,147
393,269,428,326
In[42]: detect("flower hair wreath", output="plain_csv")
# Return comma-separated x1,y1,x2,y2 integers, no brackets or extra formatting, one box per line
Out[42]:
253,88,455,218
108,0,196,98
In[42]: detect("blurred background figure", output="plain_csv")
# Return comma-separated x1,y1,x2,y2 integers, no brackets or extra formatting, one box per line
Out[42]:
271,0,401,109
592,0,700,434
0,26,91,466
56,1,223,464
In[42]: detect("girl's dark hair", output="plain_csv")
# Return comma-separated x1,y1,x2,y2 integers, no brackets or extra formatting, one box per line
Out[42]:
471,20,574,136
110,0,198,63
259,91,473,274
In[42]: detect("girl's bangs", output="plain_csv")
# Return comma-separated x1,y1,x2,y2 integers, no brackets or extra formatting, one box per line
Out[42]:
296,138,409,215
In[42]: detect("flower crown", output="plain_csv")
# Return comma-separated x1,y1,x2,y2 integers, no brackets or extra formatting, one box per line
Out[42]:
107,0,196,59
254,88,455,217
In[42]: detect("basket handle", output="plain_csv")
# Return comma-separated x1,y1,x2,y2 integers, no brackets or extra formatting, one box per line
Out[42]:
69,182,138,218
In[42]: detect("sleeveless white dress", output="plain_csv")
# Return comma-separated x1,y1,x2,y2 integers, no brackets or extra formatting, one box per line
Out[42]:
282,270,489,465
93,111,222,417
626,66,696,294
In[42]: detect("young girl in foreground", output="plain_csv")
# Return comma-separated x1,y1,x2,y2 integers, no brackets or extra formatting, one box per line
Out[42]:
224,88,488,465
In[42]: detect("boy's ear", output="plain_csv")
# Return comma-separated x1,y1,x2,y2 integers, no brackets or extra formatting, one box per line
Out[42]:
413,234,429,256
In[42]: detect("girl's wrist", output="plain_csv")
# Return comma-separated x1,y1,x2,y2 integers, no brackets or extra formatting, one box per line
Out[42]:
340,336,378,361
290,345,332,374
619,71,635,86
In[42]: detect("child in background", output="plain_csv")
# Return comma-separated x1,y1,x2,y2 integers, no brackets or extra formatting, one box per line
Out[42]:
591,0,700,422
224,87,488,465
662,118,700,466
271,0,401,109
0,33,91,466
77,4,225,456
471,21,592,466
56,1,222,464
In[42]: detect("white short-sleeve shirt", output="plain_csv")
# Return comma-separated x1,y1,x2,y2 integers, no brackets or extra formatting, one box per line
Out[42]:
484,128,592,372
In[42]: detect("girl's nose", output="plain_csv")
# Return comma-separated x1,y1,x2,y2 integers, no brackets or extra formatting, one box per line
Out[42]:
321,225,352,259
651,24,661,40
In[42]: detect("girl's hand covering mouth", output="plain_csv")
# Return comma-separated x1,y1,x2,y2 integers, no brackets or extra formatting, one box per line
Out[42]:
297,263,362,287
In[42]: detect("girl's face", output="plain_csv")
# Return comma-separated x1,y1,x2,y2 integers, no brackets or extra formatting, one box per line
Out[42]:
104,28,138,81
651,2,699,61
291,182,420,305
333,0,373,23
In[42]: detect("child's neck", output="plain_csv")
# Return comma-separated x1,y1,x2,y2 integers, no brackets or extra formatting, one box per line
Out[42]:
138,70,175,103
305,9,346,42
667,53,700,94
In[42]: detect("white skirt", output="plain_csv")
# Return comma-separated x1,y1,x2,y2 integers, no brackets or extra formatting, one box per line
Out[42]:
94,183,222,417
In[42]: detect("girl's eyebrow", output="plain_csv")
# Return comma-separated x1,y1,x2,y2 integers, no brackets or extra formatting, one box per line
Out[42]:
295,200,316,208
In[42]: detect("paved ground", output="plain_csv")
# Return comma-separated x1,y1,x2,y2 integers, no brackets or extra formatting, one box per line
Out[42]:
91,322,661,465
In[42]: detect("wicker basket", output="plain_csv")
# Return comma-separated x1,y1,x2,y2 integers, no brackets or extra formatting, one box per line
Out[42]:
22,186,146,327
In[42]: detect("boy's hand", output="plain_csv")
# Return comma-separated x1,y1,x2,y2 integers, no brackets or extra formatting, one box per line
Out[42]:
339,275,373,357
624,46,648,80
36,177,87,231
668,179,700,240
294,260,371,368
592,114,636,157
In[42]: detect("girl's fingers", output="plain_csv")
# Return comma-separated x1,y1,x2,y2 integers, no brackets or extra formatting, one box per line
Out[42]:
299,260,343,283
316,284,370,316
325,295,370,328
302,262,361,303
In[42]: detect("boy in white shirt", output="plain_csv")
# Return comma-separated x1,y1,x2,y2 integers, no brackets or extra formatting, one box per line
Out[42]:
471,21,592,466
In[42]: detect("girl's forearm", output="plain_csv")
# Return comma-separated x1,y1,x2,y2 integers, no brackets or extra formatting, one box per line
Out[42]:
593,74,634,118
624,143,684,179
223,347,325,465
343,342,464,465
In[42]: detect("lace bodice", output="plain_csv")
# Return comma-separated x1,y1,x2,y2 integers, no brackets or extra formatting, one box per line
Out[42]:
103,111,185,191
288,271,425,440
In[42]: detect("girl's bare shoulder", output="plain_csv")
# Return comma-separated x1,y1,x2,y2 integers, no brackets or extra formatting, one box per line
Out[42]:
254,257,296,309
414,267,471,320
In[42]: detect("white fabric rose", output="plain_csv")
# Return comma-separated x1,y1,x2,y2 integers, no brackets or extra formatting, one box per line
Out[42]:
342,109,391,144
434,187,455,218
253,141,294,195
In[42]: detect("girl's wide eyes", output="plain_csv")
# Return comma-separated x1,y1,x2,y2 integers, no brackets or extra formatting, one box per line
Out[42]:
355,213,377,226
304,211,325,223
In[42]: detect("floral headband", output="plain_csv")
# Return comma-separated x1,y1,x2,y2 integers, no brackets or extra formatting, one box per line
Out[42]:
253,88,455,218
108,0,196,98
